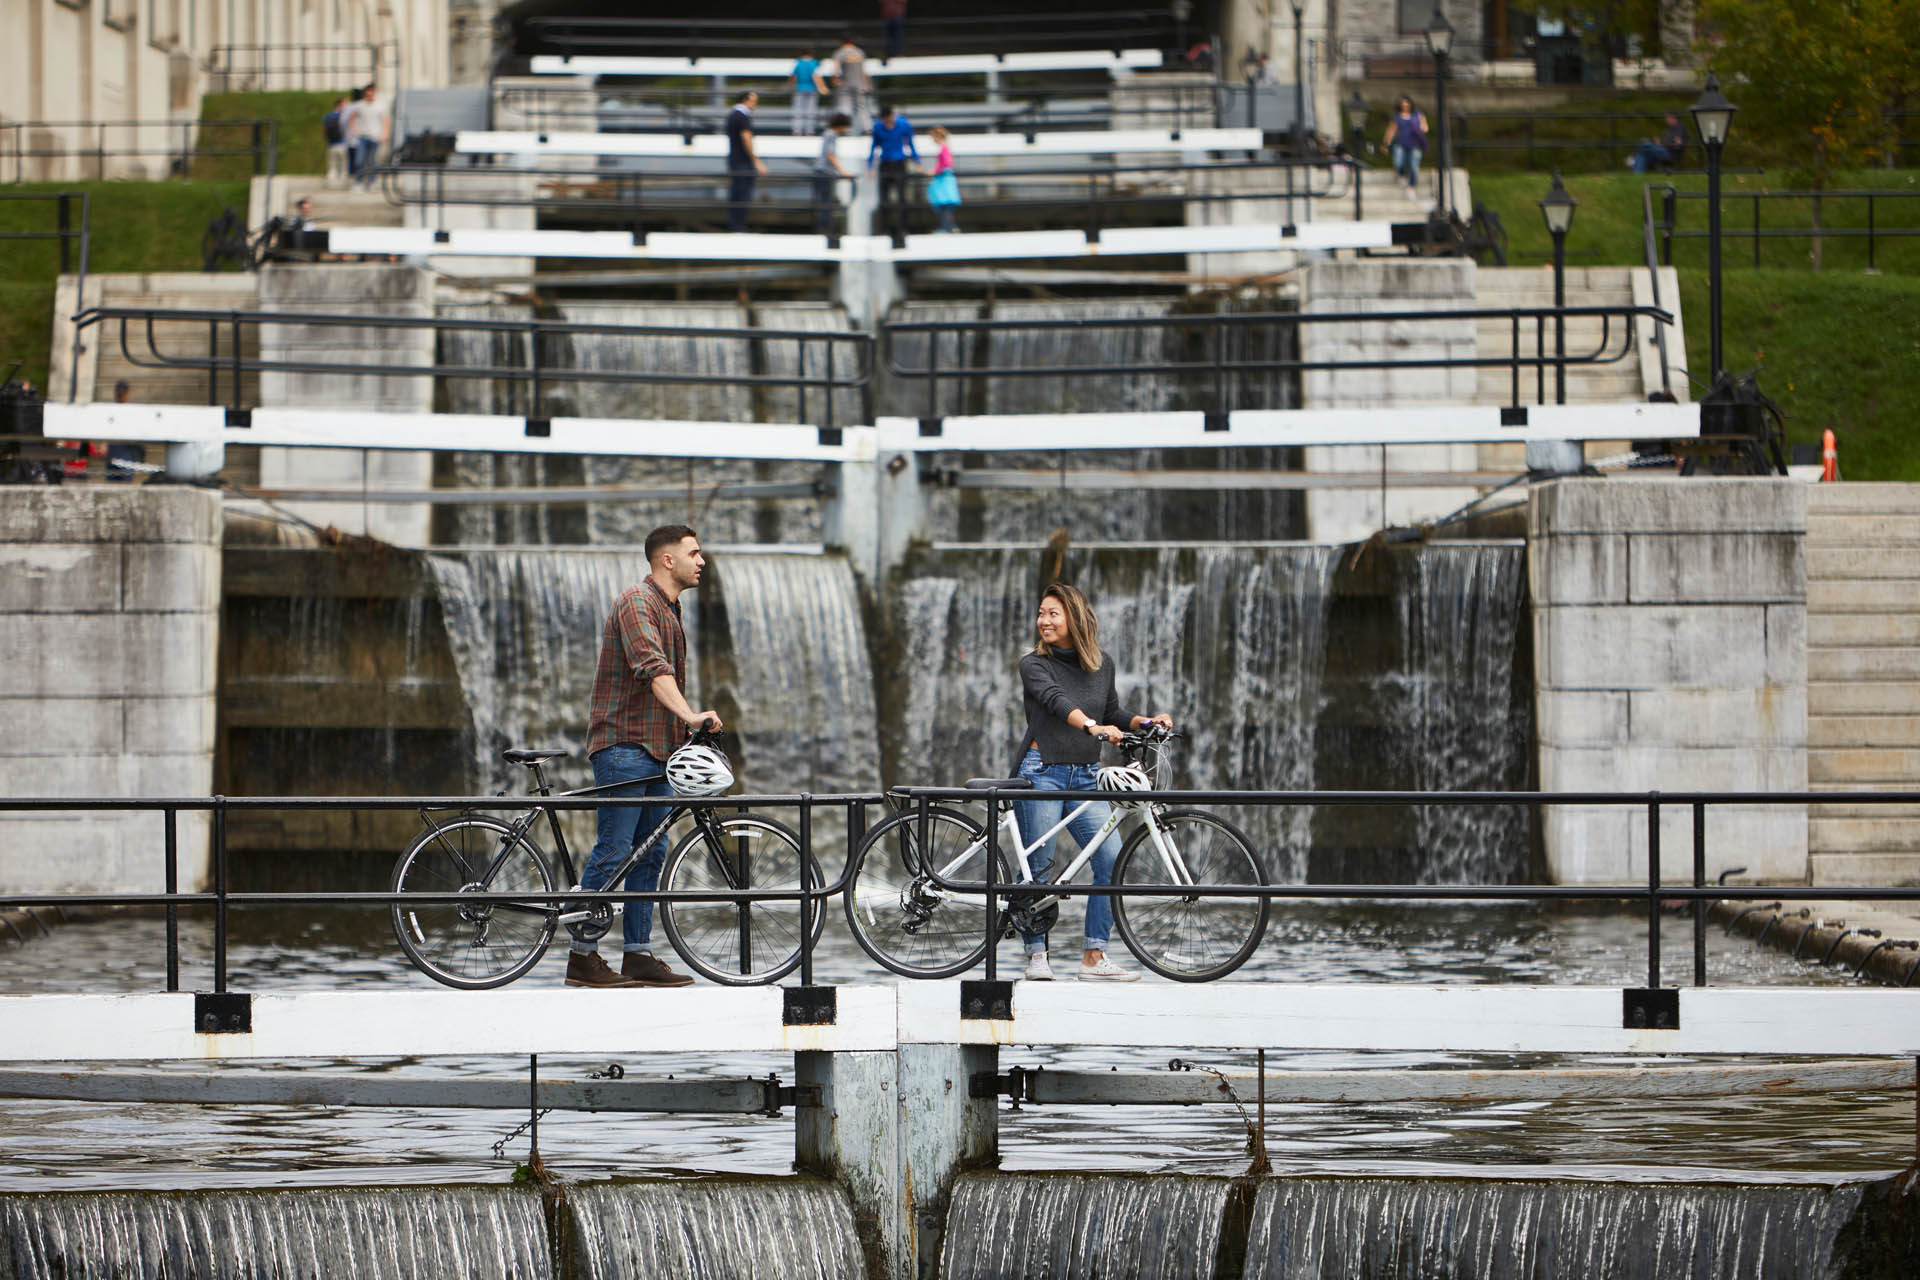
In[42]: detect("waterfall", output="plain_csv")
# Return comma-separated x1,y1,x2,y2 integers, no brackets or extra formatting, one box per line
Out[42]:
939,1173,1239,1280
0,1186,551,1278
424,549,878,798
565,1177,864,1280
879,542,1534,884
1244,1176,1867,1280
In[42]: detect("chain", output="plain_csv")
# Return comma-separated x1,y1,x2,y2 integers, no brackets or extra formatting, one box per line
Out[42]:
1169,1057,1270,1174
491,1108,553,1160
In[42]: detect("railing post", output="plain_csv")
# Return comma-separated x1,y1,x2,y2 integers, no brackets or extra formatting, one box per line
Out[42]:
213,796,229,994
1691,800,1706,987
529,317,543,415
251,122,265,177
1752,193,1760,269
208,319,220,406
1868,195,1877,272
1661,187,1676,266
927,326,940,421
982,791,1000,982
797,796,812,985
98,123,107,181
57,194,71,275
164,806,180,993
1646,792,1661,991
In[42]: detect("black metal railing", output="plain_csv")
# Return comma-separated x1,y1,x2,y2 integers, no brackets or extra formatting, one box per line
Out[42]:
882,304,1667,415
68,307,875,426
1447,110,1689,170
1640,183,1674,400
1652,184,1920,273
0,119,280,184
208,42,393,92
521,9,1186,59
0,190,91,277
6,786,1920,996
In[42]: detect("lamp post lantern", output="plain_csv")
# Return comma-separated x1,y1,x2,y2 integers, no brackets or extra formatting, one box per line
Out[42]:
1689,71,1736,382
1291,2,1307,155
1424,7,1454,217
1538,170,1577,404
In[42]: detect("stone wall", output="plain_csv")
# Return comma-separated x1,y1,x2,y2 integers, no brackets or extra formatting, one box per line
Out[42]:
1530,478,1807,884
0,488,220,893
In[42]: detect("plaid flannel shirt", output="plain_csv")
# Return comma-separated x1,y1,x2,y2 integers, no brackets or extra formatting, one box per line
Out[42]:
585,578,688,761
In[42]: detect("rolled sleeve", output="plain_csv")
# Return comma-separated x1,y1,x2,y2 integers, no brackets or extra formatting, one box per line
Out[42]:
619,595,674,685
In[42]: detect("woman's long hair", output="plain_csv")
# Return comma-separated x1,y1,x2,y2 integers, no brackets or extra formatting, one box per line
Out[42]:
1032,582,1102,673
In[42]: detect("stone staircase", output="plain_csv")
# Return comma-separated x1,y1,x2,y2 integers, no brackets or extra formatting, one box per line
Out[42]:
1807,483,1920,886
1471,267,1650,406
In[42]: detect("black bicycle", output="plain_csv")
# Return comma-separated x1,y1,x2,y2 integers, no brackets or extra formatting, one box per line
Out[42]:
388,727,825,989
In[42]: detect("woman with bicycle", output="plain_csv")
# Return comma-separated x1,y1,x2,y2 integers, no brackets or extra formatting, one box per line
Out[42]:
1016,583,1173,982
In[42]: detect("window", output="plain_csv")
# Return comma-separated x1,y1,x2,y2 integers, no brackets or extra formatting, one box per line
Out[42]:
104,0,138,31
148,0,180,48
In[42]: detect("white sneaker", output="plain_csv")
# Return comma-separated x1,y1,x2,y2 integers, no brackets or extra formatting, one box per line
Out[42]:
1078,955,1140,982
1023,953,1053,981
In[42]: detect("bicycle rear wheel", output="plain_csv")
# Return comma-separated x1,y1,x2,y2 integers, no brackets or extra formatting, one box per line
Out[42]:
659,814,823,985
844,806,1009,979
1112,808,1268,982
391,814,557,990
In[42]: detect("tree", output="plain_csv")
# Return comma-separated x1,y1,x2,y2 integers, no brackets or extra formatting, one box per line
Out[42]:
1696,0,1916,183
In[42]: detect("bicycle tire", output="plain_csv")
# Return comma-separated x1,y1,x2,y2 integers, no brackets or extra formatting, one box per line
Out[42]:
1112,808,1268,982
659,814,823,986
391,814,558,990
844,806,1011,979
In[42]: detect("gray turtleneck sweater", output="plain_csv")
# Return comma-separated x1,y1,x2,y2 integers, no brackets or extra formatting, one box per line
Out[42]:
1018,648,1139,766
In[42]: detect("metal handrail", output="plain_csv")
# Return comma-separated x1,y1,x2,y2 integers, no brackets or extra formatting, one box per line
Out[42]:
5,785,1919,995
1652,184,1920,273
68,306,875,425
1640,183,1674,400
1,119,279,183
207,42,393,91
522,9,1184,58
883,304,1669,413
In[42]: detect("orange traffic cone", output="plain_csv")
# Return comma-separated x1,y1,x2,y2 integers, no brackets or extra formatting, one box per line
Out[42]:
1821,429,1838,482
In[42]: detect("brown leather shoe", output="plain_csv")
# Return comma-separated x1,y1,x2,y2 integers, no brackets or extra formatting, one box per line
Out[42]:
566,951,639,988
622,951,695,987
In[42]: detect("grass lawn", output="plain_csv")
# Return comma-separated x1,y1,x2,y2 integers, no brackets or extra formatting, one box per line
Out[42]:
1472,169,1920,479
197,91,339,180
0,180,249,389
1443,92,1706,176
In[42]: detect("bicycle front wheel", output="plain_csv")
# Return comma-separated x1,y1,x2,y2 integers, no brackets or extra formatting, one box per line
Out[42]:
659,814,823,985
1113,808,1268,982
844,806,1009,979
391,815,557,990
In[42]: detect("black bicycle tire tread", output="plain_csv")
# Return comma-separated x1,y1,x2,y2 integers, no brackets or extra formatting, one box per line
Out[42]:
660,814,822,986
391,815,557,990
1112,808,1268,982
844,806,1003,979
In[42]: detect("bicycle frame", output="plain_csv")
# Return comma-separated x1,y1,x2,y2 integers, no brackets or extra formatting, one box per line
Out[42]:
927,791,1194,913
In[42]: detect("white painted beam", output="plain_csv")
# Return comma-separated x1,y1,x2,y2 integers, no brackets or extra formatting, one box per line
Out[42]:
527,50,1164,78
42,405,877,463
879,404,1701,452
453,127,1261,162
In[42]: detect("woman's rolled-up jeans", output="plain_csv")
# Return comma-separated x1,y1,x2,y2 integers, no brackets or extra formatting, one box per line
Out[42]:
1012,748,1120,954
1392,142,1422,187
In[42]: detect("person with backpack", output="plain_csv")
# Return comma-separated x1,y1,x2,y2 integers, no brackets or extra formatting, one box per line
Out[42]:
322,96,349,187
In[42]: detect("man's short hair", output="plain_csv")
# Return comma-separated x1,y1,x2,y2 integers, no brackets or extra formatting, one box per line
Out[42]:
735,89,755,104
828,112,853,130
645,524,699,563
879,102,895,117
113,380,131,400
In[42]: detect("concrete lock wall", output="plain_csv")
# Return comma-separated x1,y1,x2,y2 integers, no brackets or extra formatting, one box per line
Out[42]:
0,488,221,894
1530,478,1808,885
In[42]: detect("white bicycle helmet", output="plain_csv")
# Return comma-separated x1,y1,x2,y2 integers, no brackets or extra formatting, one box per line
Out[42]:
666,742,735,797
1096,764,1153,794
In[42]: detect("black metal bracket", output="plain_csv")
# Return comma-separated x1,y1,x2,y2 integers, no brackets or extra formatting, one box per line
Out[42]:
1623,987,1679,1030
918,416,944,438
783,985,837,1026
433,229,451,244
960,979,1013,1021
224,408,252,429
524,418,551,438
1500,406,1528,427
759,1072,821,1115
194,991,251,1034
817,426,842,447
1203,411,1229,433
970,1064,1029,1109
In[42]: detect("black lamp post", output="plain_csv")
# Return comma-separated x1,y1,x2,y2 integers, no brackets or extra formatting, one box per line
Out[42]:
1538,170,1577,404
1424,7,1453,217
1689,71,1736,381
1291,2,1307,154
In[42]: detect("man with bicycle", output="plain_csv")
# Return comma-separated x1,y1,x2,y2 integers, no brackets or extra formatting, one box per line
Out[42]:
568,525,723,989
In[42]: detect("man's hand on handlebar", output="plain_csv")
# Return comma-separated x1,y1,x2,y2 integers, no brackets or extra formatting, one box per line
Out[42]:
688,711,724,735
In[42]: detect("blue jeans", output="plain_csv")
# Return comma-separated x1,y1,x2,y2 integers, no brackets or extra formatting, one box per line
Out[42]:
573,744,674,954
1012,748,1120,954
1392,143,1422,187
353,137,379,184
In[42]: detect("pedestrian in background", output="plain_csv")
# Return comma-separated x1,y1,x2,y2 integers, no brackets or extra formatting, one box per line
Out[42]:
830,33,871,132
340,87,365,183
790,47,827,135
1383,96,1428,191
813,112,853,235
346,84,389,191
322,96,349,188
726,90,768,233
881,0,908,59
922,125,960,233
868,102,919,243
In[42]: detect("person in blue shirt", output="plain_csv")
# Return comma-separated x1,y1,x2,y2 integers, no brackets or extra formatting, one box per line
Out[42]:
789,47,826,135
868,103,919,243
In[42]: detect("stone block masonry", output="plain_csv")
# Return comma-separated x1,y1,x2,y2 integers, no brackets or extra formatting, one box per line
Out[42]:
1529,478,1808,885
0,488,221,894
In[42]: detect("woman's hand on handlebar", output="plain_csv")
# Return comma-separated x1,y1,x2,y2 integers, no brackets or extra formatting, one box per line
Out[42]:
1086,722,1124,745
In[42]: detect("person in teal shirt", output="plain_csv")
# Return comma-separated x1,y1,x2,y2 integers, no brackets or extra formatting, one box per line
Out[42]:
868,103,919,242
789,48,826,135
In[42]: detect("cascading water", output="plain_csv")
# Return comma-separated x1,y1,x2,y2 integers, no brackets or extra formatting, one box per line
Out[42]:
564,1178,865,1280
0,1186,551,1278
938,1173,1241,1280
884,297,1305,543
424,549,878,798
1243,1176,1871,1280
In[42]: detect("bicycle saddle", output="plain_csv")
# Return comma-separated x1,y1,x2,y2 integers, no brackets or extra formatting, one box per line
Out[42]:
502,748,569,764
963,777,1034,789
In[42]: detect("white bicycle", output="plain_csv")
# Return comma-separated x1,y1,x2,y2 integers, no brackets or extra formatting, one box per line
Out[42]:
843,727,1269,981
